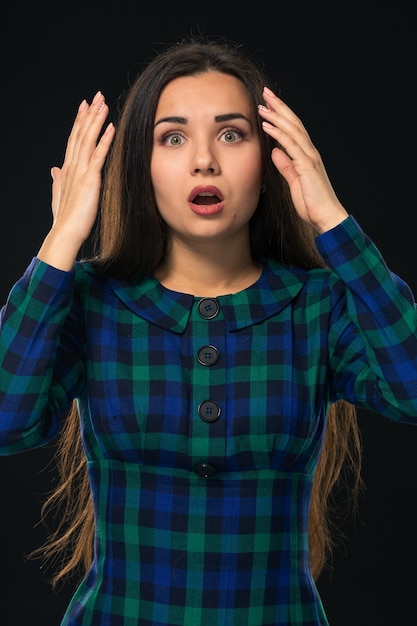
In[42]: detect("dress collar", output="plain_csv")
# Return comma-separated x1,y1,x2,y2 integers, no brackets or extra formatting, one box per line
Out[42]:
96,259,306,334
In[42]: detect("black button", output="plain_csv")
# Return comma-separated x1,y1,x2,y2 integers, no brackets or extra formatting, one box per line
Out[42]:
197,298,220,319
194,462,217,477
198,400,221,423
197,345,220,366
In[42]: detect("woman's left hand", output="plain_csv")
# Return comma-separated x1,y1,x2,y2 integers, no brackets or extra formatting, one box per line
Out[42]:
259,87,349,233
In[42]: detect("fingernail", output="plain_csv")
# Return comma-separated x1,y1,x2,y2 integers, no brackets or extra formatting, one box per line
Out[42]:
263,86,274,96
92,91,102,103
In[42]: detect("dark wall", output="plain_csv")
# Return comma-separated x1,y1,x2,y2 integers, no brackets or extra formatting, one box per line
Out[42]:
1,2,416,624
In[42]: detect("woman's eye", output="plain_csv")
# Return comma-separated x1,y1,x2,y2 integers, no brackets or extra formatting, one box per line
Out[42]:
220,128,245,143
162,133,185,146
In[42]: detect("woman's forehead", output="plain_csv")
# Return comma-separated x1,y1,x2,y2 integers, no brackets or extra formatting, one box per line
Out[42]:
155,72,253,117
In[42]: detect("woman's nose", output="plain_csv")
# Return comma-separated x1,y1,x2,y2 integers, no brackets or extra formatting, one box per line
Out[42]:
192,146,219,174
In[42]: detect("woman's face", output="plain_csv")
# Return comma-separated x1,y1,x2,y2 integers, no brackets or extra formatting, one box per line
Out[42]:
151,71,263,248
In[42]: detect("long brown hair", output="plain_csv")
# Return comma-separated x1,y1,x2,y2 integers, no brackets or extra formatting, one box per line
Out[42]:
31,37,363,586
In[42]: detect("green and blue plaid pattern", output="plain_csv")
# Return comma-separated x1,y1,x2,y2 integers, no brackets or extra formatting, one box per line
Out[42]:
1,216,416,625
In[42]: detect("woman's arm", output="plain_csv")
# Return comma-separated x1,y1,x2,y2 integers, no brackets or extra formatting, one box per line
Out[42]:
0,259,85,454
319,216,417,420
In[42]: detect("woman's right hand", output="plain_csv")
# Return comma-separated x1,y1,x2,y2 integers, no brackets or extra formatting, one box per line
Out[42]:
38,91,115,271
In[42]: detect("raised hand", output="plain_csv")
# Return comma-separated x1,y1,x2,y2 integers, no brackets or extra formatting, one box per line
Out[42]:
38,91,115,270
258,87,348,233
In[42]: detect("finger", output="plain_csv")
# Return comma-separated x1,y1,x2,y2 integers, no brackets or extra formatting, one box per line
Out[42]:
259,108,316,159
70,93,110,167
269,147,298,186
64,92,109,168
262,87,303,127
50,166,62,221
88,121,115,172
261,119,313,164
258,89,317,158
62,98,90,167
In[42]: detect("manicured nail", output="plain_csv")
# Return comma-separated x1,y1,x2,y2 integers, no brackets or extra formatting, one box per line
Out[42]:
263,86,274,96
92,90,102,103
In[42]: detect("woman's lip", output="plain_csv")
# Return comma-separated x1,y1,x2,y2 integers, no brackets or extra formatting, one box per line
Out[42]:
188,185,224,215
188,185,224,202
189,200,225,215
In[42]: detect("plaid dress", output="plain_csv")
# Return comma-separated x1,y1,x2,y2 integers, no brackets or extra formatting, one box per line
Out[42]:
1,216,416,625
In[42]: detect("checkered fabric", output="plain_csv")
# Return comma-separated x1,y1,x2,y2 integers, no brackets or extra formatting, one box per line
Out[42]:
1,216,416,625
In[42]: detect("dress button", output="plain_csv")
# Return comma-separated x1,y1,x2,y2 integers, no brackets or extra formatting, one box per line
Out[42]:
197,297,220,319
197,345,220,366
198,400,221,423
194,462,217,477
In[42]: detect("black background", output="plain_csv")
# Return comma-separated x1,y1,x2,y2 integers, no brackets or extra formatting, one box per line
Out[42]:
1,1,417,624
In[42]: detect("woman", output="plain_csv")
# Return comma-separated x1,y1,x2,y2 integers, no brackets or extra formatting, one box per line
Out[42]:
1,38,416,625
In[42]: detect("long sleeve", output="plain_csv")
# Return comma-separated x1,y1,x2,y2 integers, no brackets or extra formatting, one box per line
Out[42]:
0,258,85,453
316,215,417,420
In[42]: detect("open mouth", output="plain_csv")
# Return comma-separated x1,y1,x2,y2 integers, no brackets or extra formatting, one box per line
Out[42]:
192,192,221,206
188,186,224,215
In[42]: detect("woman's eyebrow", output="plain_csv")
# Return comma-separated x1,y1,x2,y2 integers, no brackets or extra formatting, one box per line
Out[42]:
214,113,252,124
154,116,186,127
154,113,252,127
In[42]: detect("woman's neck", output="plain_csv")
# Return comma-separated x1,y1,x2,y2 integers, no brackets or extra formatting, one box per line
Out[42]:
153,237,261,297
